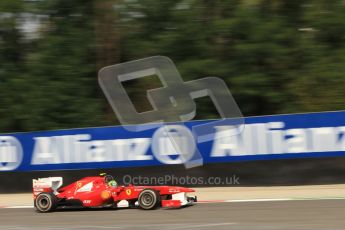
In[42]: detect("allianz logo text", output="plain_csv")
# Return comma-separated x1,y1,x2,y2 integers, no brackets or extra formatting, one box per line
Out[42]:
0,136,23,171
1,122,345,171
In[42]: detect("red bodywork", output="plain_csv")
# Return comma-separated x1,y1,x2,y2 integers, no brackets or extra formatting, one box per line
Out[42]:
33,176,196,210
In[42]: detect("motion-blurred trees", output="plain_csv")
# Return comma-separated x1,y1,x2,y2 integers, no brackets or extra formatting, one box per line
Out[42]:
0,0,112,132
0,0,27,131
21,0,109,130
0,0,345,132
119,0,345,116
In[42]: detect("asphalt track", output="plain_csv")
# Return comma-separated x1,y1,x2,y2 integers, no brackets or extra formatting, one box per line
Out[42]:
1,200,345,230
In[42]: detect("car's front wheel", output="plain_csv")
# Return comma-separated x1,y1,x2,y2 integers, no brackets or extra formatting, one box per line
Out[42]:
138,189,160,210
34,192,58,213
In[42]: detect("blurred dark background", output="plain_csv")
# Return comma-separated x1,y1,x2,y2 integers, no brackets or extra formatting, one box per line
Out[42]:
1,0,345,133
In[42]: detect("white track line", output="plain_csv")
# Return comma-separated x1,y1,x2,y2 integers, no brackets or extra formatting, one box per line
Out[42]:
2,197,345,209
169,222,237,229
5,205,34,208
197,198,294,203
199,197,345,204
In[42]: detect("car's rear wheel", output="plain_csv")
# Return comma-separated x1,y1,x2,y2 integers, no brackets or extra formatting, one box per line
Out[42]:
138,189,160,210
35,192,58,213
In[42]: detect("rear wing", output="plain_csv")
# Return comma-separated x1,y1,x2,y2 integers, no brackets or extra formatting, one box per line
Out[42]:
32,177,63,197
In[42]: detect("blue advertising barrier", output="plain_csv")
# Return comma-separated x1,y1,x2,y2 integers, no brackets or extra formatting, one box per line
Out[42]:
1,111,345,172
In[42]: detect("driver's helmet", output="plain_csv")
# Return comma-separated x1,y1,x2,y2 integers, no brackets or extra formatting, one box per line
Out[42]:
108,180,118,187
100,173,118,188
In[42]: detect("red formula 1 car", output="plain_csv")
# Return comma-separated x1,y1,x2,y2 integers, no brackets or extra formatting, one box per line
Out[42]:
32,174,197,212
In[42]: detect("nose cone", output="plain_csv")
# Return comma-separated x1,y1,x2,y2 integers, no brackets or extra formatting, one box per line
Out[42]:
166,186,195,193
185,187,195,192
178,187,195,193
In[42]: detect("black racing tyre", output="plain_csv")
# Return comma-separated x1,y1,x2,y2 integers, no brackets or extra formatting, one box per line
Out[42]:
34,192,58,213
138,189,160,210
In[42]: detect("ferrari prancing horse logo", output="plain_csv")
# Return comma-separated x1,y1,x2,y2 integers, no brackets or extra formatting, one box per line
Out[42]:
125,189,131,195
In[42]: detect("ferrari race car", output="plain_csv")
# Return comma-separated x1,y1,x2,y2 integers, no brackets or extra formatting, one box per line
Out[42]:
32,174,197,212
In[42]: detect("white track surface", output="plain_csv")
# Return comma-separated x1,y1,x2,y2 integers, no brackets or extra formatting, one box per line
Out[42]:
2,184,345,208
